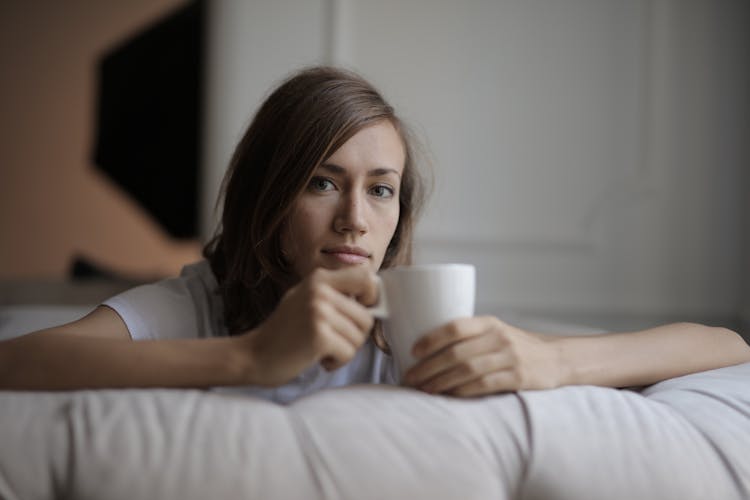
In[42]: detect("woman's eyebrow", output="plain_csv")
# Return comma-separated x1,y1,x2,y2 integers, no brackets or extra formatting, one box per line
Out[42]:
368,167,401,178
320,163,401,177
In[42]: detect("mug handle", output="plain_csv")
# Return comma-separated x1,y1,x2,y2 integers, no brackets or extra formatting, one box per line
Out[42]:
368,276,389,318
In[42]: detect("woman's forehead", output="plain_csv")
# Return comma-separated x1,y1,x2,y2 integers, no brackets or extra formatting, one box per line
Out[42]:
324,121,406,175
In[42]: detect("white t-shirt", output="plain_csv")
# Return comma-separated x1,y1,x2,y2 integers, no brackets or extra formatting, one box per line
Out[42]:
103,260,397,404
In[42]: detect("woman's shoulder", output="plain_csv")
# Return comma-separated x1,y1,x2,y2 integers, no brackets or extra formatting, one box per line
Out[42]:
179,259,217,285
102,259,227,340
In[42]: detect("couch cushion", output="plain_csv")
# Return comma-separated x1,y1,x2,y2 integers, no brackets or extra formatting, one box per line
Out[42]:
1,363,749,500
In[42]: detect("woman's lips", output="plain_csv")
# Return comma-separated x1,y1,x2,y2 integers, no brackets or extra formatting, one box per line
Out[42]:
324,252,369,264
322,246,370,265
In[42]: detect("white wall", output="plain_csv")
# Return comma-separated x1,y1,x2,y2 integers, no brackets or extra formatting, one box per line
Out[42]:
200,0,330,236
203,0,749,332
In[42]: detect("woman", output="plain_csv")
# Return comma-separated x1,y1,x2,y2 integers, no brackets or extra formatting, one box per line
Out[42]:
1,66,748,400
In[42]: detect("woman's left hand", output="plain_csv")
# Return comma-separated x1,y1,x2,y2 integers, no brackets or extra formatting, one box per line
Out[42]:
403,316,564,397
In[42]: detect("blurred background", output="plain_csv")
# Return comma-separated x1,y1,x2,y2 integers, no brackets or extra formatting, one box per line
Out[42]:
1,0,748,339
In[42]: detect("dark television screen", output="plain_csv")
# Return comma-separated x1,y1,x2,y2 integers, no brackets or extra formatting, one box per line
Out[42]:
93,0,204,239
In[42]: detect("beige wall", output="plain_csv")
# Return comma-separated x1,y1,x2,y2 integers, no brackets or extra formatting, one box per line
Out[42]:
0,0,201,280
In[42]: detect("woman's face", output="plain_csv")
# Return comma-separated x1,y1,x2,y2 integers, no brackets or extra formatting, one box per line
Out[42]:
283,120,405,279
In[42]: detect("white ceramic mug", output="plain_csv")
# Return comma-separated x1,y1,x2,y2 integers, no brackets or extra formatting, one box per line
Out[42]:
370,264,476,380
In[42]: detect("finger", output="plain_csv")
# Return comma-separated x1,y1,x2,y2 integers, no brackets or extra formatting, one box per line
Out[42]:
314,294,371,349
449,370,521,398
418,352,511,394
412,316,498,359
405,332,507,386
313,267,379,307
317,323,358,371
317,283,375,340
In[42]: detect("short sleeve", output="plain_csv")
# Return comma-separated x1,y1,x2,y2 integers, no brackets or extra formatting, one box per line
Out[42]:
103,278,201,341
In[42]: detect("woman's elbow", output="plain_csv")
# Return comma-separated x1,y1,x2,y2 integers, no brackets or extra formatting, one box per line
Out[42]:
710,324,750,361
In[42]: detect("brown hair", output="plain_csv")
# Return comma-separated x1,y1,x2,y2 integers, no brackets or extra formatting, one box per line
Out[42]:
204,66,426,335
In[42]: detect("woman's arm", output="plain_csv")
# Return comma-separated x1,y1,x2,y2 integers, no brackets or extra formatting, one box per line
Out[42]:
0,267,379,391
0,306,254,390
552,322,750,388
404,317,750,397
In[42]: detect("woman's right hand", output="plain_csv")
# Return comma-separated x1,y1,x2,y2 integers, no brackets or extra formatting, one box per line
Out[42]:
240,266,379,387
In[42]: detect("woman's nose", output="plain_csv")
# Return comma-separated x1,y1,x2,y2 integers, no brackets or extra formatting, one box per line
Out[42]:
333,193,368,235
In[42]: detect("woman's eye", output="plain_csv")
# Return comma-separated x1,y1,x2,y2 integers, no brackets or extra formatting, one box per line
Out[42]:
309,177,335,192
370,184,395,199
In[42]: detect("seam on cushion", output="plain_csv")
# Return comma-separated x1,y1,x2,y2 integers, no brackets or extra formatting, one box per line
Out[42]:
58,397,77,500
286,410,334,500
696,431,747,499
628,391,749,499
626,390,748,498
648,389,749,498
514,392,534,500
